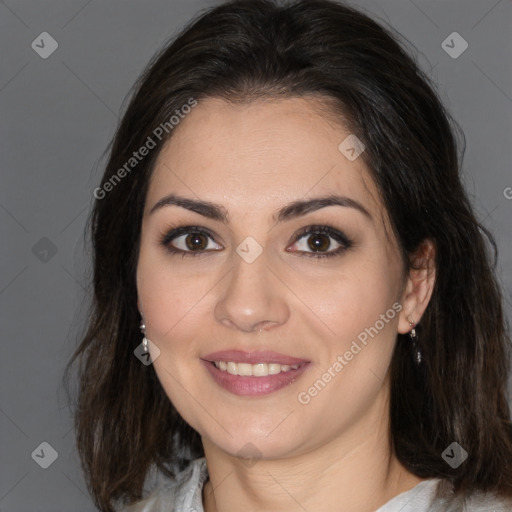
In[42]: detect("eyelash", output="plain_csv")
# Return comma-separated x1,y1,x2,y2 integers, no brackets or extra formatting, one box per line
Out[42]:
158,224,353,259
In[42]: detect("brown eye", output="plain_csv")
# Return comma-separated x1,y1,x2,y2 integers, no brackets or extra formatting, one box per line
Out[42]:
184,232,209,251
306,233,331,252
287,225,353,259
159,226,222,256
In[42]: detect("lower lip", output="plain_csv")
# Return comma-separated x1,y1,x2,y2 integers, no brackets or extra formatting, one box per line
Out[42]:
200,360,311,396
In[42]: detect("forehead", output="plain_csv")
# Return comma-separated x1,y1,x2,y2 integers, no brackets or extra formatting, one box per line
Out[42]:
146,96,384,221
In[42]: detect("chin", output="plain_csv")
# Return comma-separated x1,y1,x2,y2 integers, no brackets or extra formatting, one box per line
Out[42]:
203,425,306,461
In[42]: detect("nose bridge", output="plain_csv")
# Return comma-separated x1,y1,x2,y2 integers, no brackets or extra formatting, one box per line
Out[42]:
214,245,289,332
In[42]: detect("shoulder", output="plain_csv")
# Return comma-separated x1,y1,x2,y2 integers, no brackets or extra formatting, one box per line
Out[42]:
118,457,208,512
460,489,512,511
377,478,512,512
431,479,512,512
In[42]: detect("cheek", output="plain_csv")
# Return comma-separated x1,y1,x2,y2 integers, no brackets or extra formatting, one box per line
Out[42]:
137,257,204,397
293,267,400,422
293,256,400,343
136,230,211,329
138,269,198,340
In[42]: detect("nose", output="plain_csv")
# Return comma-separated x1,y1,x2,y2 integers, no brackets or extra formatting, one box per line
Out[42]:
214,249,290,333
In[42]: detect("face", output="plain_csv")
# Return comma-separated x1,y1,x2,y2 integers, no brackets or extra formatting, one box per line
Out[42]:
136,96,410,461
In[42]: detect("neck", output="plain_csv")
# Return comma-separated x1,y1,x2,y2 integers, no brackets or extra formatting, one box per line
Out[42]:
201,393,424,512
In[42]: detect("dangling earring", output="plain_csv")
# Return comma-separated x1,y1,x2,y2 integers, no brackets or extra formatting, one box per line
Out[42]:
140,318,149,353
408,317,422,365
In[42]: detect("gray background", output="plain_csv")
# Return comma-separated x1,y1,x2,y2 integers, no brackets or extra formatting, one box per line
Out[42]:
1,0,511,510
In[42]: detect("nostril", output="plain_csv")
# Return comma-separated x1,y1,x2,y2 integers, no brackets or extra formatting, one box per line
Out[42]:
255,321,274,332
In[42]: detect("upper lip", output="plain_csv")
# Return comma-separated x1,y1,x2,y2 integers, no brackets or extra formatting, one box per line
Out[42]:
202,350,310,365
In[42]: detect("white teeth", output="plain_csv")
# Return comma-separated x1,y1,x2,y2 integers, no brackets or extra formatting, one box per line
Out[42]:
237,363,253,376
268,363,282,375
253,363,269,376
227,362,237,375
213,361,301,376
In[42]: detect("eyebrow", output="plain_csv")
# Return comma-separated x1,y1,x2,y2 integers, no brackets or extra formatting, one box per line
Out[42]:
149,193,372,224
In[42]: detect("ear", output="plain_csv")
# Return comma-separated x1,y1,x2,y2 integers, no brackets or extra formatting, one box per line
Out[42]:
397,239,436,334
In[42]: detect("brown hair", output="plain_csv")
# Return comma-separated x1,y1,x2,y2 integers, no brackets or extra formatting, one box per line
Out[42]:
64,1,512,510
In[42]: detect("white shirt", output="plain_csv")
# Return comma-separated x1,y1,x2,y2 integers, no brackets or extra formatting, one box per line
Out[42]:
120,457,512,512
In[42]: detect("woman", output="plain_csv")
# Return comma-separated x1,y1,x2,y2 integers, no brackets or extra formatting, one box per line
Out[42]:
65,1,512,511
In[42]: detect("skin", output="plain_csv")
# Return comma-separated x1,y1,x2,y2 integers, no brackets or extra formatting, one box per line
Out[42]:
136,96,436,512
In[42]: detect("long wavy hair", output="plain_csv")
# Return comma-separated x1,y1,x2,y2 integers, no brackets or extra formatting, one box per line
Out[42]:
64,1,512,510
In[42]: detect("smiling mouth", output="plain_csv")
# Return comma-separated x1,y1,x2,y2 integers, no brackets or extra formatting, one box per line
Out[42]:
201,355,311,396
210,360,307,376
